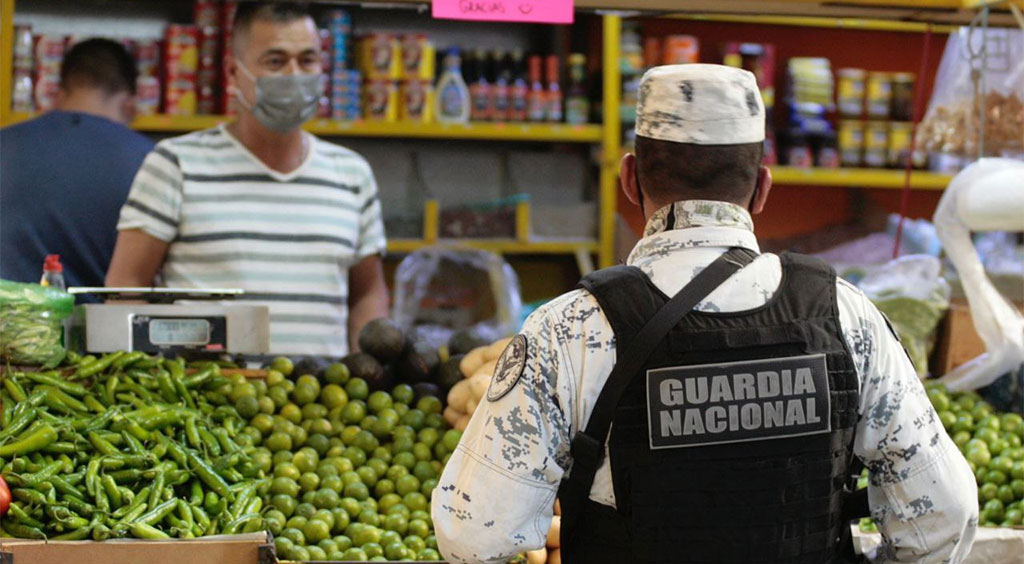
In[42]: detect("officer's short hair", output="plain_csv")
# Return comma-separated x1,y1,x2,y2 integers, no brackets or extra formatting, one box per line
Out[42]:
60,38,137,97
635,136,764,205
232,1,315,57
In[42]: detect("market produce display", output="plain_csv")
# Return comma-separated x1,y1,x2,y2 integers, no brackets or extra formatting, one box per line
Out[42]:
443,337,511,430
0,353,267,541
861,383,1024,533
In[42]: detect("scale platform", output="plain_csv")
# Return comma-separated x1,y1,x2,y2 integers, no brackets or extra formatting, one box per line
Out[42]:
69,287,270,356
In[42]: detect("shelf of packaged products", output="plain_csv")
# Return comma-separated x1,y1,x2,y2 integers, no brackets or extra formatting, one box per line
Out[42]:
770,166,952,189
387,238,600,255
1,112,605,143
666,13,959,33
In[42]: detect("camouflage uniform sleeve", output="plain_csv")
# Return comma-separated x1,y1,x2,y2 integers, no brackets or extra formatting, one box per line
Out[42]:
836,280,978,564
432,296,578,564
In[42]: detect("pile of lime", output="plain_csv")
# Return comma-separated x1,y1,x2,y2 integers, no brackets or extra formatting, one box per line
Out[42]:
926,383,1024,528
235,355,462,561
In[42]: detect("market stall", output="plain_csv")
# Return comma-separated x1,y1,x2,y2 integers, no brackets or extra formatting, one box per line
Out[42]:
1,0,1023,563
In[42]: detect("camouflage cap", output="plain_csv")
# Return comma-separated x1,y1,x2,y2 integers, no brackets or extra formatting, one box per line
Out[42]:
636,64,765,145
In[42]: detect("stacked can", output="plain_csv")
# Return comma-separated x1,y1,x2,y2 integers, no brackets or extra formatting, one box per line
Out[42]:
399,34,434,123
220,0,239,115
164,24,199,115
11,25,34,113
134,39,162,116
194,0,220,115
359,33,400,122
326,10,360,120
316,28,332,118
32,35,65,112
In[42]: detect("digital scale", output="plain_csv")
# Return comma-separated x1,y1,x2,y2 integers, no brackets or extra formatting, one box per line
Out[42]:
68,287,270,356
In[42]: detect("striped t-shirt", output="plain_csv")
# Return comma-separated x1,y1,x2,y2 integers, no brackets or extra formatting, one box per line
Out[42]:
117,124,386,357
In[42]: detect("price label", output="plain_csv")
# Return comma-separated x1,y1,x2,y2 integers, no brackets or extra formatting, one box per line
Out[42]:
432,0,573,24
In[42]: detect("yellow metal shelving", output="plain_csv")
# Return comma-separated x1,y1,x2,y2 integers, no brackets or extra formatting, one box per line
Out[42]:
769,166,953,190
387,239,600,254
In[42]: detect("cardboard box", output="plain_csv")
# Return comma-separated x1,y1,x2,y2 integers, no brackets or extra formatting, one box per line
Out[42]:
0,532,274,564
934,298,1024,376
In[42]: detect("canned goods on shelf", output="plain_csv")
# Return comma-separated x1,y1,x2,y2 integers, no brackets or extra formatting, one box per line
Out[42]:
836,68,866,118
890,73,915,122
400,80,434,123
838,120,865,167
864,120,889,168
887,121,913,168
866,72,891,119
363,79,397,122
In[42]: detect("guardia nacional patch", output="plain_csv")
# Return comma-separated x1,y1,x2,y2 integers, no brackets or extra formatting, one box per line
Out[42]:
487,334,528,402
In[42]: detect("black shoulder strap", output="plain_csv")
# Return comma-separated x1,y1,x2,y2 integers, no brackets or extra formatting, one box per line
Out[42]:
561,247,757,533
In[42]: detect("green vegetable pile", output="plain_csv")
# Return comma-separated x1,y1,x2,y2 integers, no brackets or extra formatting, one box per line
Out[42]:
0,279,74,368
0,353,267,540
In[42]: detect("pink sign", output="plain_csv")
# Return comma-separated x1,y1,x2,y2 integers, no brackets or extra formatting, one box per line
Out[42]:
432,0,574,24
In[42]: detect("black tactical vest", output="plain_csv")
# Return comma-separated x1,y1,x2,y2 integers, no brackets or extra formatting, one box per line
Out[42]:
557,251,860,564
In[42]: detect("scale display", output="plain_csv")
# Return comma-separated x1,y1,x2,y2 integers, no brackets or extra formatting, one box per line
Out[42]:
149,318,210,345
132,315,227,353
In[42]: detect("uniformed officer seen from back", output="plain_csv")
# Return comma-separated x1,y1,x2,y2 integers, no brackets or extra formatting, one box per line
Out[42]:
431,64,979,564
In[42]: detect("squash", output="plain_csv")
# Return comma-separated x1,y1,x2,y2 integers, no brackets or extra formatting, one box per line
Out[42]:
459,346,488,378
455,414,472,431
465,396,479,416
484,337,513,362
468,372,491,401
443,405,463,426
447,378,474,412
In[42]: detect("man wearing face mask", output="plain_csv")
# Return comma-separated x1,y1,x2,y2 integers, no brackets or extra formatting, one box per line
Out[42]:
433,65,978,564
2,38,152,296
106,2,388,357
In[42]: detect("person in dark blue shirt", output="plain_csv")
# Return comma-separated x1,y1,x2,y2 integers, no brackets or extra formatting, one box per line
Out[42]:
1,38,154,297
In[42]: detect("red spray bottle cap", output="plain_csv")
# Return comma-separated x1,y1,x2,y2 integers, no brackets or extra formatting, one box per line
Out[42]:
43,254,63,273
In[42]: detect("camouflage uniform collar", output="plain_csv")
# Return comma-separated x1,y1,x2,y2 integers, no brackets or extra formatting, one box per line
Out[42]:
643,200,754,237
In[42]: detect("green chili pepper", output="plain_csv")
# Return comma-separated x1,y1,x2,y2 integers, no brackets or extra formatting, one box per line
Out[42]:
135,498,177,526
0,405,37,441
197,427,222,457
101,474,123,508
182,366,216,389
52,526,92,540
4,521,46,539
113,351,147,372
72,351,124,380
23,370,90,396
87,431,119,456
0,424,57,457
12,488,47,505
63,494,96,517
129,522,169,539
8,502,45,528
83,394,106,413
3,376,28,403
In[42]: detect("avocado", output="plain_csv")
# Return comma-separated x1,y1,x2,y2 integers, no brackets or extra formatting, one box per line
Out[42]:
412,382,441,404
398,341,441,385
341,352,385,387
436,355,465,392
292,356,329,380
358,318,407,364
448,328,489,356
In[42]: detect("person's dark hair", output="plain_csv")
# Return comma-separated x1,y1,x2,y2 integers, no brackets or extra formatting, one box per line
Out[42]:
635,135,764,206
59,38,137,96
232,2,314,56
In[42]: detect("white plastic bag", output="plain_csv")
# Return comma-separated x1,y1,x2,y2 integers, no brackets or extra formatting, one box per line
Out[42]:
859,255,951,378
935,158,1024,391
391,247,522,350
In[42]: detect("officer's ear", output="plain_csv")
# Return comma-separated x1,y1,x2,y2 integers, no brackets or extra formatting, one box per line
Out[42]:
620,153,641,208
749,165,773,215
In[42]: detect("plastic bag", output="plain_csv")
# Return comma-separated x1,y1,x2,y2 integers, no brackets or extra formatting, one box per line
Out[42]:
391,247,522,350
934,158,1024,392
916,27,1024,158
0,278,74,367
858,255,951,378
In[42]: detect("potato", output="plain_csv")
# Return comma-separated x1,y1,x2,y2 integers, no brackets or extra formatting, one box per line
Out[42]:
455,414,472,431
468,372,491,401
443,405,463,426
465,396,479,416
548,548,561,564
546,515,560,548
484,337,513,362
474,360,498,380
459,346,488,378
553,498,561,515
447,379,473,411
525,547,547,564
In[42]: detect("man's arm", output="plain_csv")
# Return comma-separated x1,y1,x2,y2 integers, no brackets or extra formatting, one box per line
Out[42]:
838,280,978,564
105,230,170,287
347,254,389,351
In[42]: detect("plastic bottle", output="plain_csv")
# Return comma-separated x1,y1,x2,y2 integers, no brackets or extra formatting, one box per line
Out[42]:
527,55,545,122
436,48,470,124
544,55,563,123
490,49,511,122
509,50,528,122
468,48,490,122
565,53,589,125
40,254,66,290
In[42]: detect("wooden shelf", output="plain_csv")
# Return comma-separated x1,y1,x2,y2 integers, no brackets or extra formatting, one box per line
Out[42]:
770,166,952,189
3,113,603,143
386,239,600,254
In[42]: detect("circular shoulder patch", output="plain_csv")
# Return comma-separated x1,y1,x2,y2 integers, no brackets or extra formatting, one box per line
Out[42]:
486,334,528,402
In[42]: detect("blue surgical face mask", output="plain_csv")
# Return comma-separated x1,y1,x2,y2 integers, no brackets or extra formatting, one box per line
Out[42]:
234,63,323,133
